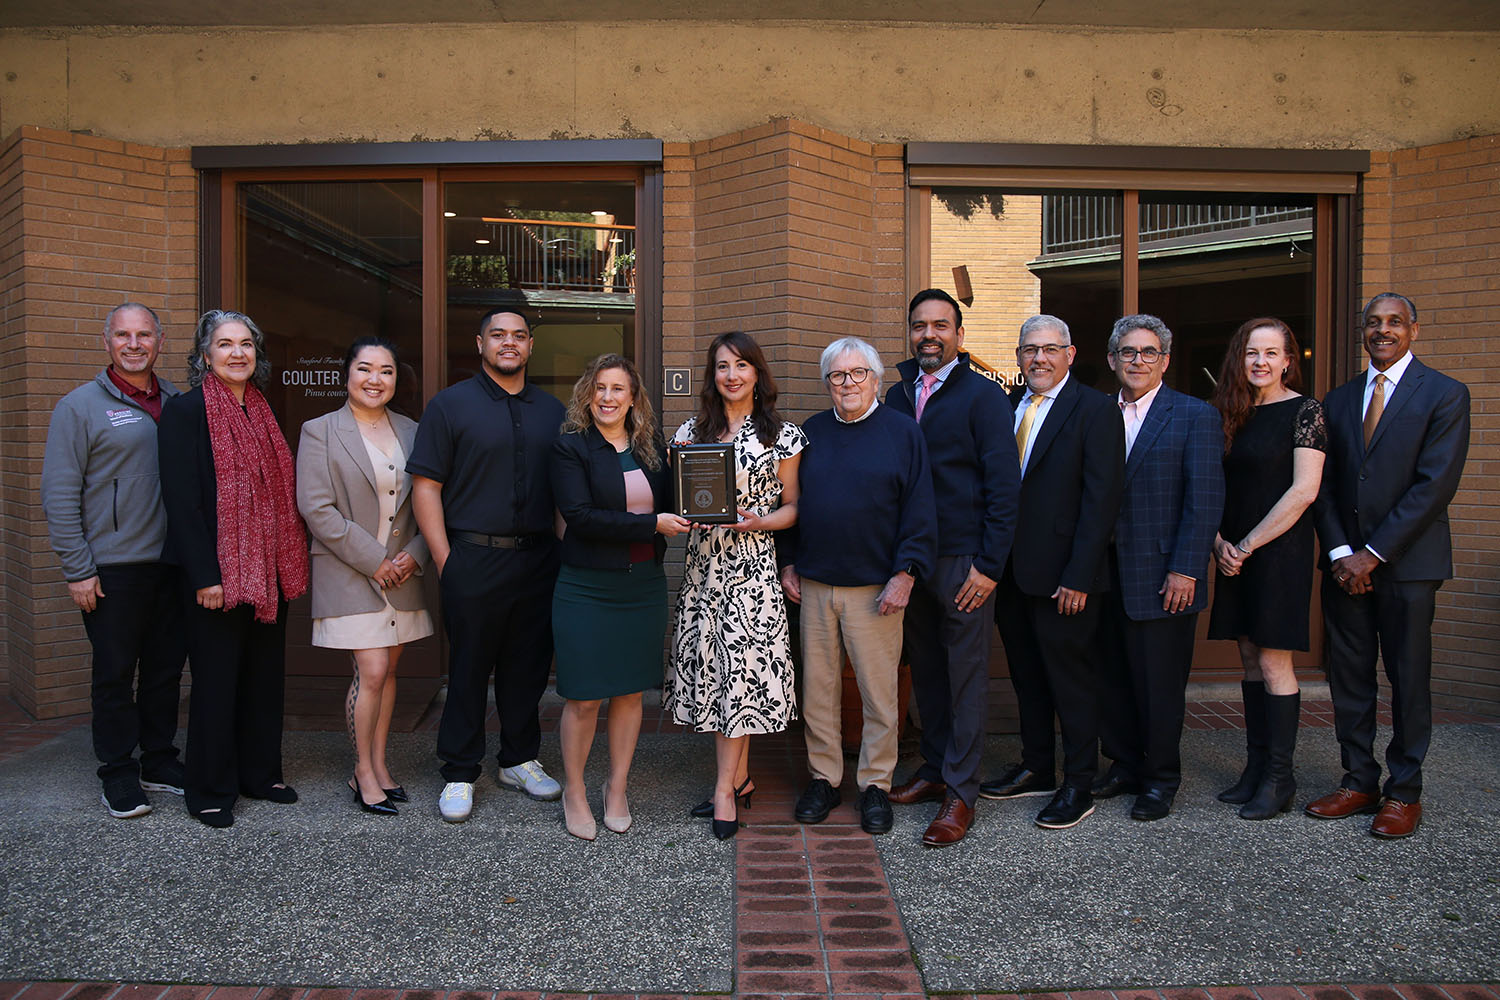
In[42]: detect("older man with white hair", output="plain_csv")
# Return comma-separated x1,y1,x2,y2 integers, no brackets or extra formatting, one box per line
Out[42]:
781,337,937,834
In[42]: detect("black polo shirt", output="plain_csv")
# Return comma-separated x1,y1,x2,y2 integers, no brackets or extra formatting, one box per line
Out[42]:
406,373,565,536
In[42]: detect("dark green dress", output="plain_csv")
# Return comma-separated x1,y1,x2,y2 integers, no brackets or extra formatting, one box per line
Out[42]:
553,450,668,699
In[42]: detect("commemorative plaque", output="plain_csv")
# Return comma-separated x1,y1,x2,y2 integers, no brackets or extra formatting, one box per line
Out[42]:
671,442,737,524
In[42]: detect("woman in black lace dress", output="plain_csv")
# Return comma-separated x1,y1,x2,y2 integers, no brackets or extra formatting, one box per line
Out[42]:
1208,317,1327,821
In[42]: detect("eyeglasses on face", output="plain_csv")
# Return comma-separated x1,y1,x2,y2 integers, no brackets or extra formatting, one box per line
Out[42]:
826,367,872,386
1018,344,1069,360
1112,346,1165,363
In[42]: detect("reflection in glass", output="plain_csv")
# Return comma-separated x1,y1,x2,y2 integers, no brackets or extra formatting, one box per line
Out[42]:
238,181,424,435
1138,195,1315,400
929,189,1122,392
445,181,636,404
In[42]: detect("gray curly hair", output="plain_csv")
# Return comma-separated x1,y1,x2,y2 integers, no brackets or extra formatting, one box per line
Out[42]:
186,309,271,389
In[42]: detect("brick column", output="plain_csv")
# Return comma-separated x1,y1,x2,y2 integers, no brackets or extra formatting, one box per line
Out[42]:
0,126,197,718
1357,133,1500,716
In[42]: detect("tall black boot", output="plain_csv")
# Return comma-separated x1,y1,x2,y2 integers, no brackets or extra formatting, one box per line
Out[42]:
1218,681,1267,804
1239,691,1299,820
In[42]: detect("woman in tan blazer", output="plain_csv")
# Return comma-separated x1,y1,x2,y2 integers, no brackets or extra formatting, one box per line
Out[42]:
296,337,432,815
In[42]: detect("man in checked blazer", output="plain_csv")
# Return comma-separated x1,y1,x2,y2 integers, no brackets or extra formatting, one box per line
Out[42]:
1094,314,1225,821
1306,292,1470,839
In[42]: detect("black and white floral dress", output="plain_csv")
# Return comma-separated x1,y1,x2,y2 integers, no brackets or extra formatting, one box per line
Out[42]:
663,416,807,737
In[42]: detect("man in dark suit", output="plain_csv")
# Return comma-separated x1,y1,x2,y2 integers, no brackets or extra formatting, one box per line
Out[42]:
984,314,1124,829
1094,314,1224,821
885,288,1020,847
1307,292,1470,839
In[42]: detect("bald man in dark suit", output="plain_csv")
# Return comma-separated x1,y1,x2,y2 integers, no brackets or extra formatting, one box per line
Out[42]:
1307,292,1470,839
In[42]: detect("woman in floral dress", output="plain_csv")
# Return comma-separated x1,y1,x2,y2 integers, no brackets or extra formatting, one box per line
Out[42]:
664,331,805,840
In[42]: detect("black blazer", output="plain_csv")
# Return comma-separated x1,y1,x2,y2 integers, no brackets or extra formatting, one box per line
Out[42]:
158,385,223,591
551,426,672,569
1313,357,1470,582
1007,376,1126,597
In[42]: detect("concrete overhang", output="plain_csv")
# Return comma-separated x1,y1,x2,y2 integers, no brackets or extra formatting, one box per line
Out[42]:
4,0,1500,30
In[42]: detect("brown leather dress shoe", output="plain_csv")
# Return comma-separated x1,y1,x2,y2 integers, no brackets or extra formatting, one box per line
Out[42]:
889,776,947,805
1304,787,1381,819
921,792,974,847
1370,798,1422,839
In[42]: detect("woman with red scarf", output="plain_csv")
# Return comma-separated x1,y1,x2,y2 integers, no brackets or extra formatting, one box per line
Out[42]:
159,310,309,829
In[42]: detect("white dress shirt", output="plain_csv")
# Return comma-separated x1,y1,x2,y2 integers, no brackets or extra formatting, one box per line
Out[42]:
1014,371,1070,475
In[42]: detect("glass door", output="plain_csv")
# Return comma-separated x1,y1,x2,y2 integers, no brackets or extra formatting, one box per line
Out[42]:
918,182,1334,678
221,165,651,706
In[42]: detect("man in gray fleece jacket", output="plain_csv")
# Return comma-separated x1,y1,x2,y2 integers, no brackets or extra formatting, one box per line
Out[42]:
41,302,188,819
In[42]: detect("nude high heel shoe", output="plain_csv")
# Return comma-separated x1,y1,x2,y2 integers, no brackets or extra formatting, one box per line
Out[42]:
602,777,632,834
563,791,596,841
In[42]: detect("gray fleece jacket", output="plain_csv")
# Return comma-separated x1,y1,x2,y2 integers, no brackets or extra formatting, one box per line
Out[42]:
41,370,182,581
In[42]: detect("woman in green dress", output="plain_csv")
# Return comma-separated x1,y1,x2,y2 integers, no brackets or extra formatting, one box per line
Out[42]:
551,354,691,841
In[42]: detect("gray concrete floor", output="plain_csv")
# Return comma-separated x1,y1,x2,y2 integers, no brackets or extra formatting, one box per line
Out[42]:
0,729,733,993
878,725,1500,992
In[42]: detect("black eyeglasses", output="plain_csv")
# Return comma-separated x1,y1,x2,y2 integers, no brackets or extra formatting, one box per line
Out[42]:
826,367,872,386
1113,347,1166,363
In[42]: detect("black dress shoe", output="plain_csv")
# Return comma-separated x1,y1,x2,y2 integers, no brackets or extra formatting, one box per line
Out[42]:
193,807,234,829
1034,786,1095,829
858,786,893,834
244,783,298,804
1091,771,1142,799
979,764,1057,800
384,785,409,804
794,778,842,824
1130,788,1173,822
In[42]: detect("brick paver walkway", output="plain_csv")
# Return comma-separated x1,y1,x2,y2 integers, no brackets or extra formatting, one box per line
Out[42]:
2,695,1495,999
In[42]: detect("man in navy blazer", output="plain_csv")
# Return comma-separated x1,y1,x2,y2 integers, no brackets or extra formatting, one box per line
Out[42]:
884,289,1020,847
1306,292,1470,839
986,314,1125,830
1094,314,1224,821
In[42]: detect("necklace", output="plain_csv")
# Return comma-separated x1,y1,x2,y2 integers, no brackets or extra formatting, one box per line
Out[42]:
350,406,387,428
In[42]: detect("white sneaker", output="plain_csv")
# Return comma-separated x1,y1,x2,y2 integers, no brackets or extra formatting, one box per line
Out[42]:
498,760,562,801
438,781,474,822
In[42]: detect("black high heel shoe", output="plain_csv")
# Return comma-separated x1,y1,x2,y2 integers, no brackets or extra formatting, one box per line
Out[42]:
690,777,754,818
712,800,739,841
350,779,398,816
384,785,409,803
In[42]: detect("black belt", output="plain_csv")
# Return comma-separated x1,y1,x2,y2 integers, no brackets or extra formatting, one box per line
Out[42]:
452,531,548,550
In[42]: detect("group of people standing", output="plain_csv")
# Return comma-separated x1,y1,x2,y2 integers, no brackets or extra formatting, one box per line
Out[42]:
865,289,1468,846
43,288,1467,845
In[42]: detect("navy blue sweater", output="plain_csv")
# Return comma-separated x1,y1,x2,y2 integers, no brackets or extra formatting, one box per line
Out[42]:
885,354,1020,580
791,405,938,588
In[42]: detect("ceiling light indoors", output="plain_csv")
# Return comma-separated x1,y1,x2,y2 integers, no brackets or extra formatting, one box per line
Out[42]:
474,238,491,245
443,211,456,218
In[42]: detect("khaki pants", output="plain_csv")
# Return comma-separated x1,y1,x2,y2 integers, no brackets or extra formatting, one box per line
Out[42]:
800,578,903,791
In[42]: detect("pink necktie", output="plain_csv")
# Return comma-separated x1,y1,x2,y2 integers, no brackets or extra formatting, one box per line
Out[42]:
915,373,938,420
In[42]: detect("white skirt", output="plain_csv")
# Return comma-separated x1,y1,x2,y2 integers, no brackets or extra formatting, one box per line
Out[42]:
312,601,434,650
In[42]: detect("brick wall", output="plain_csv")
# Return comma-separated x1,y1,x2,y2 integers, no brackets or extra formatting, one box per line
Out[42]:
929,191,1041,381
661,119,906,434
0,126,196,718
1359,133,1500,715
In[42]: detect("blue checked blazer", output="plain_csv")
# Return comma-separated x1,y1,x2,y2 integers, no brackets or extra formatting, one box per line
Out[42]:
1112,385,1226,621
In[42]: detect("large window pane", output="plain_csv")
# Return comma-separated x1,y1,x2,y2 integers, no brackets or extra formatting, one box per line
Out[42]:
1137,194,1317,400
238,180,425,432
445,180,636,403
929,188,1123,392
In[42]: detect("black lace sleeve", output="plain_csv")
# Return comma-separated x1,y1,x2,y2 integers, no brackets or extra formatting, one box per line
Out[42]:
1292,396,1328,452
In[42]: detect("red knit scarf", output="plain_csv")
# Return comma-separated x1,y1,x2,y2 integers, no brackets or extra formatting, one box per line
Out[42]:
202,374,309,622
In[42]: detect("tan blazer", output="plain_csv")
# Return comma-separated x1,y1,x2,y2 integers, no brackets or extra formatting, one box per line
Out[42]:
296,406,430,619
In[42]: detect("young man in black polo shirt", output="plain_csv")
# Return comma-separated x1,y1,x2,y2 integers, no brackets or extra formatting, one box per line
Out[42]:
409,308,567,822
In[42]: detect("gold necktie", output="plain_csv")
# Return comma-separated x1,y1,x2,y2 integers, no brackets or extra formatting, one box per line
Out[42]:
1015,394,1043,467
1363,373,1387,447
